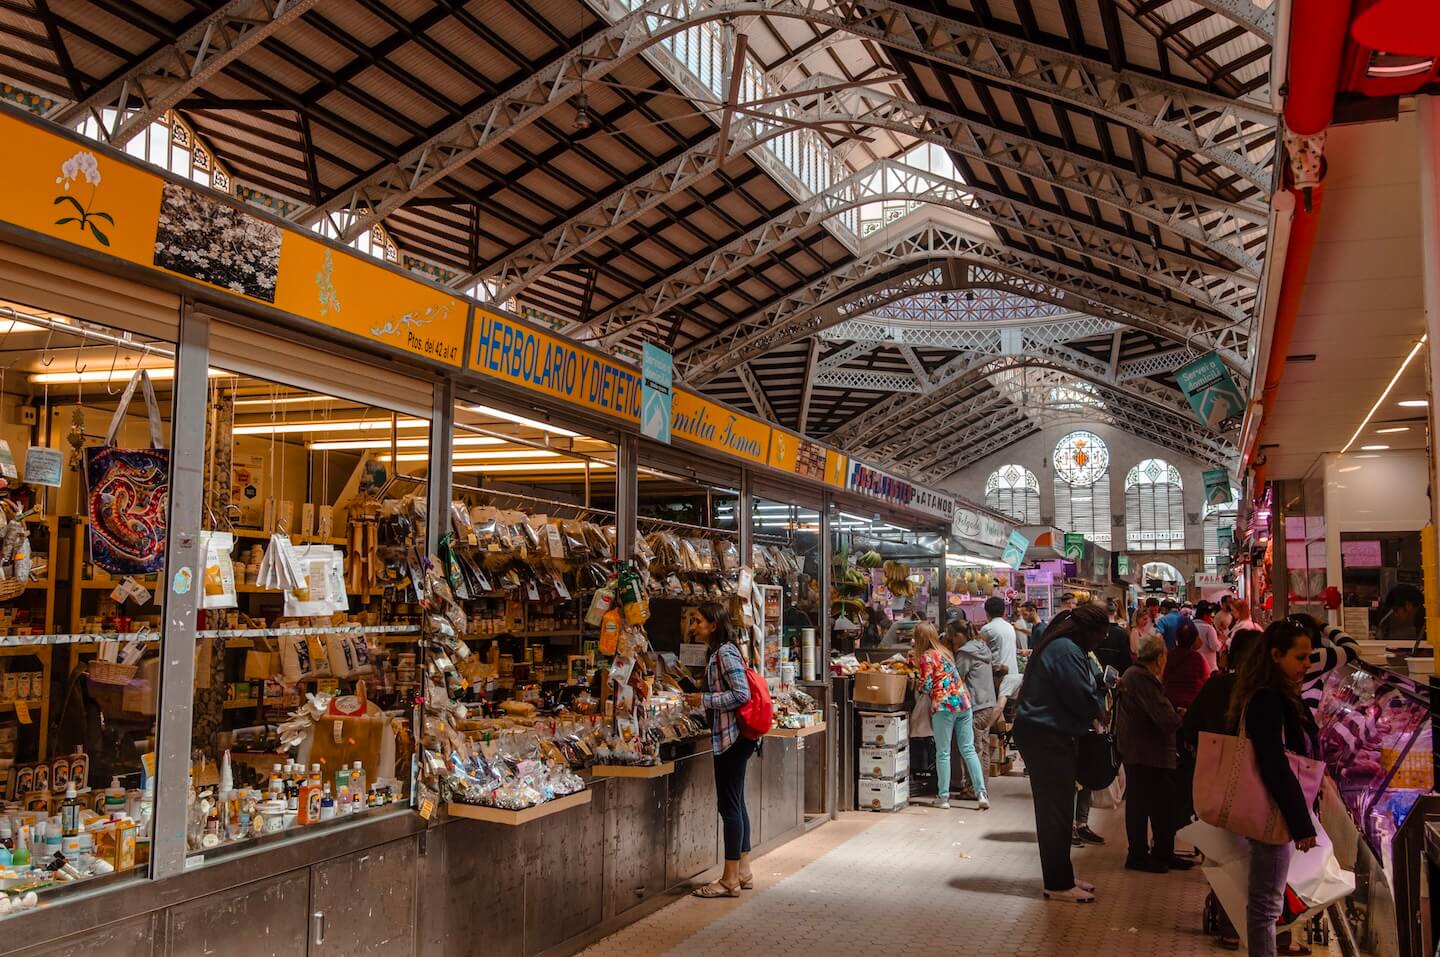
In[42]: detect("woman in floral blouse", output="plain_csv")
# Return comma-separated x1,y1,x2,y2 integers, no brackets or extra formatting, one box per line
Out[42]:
915,622,989,810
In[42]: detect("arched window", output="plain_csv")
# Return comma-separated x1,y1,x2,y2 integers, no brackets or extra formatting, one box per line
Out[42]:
1203,488,1240,569
985,464,1041,525
1125,458,1185,550
1053,431,1111,544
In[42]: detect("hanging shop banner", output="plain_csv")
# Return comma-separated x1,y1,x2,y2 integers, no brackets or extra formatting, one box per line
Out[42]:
1202,467,1233,507
1217,526,1235,554
470,307,642,423
0,110,466,366
1063,532,1086,560
1176,352,1246,429
846,460,955,521
640,343,672,444
670,390,770,465
952,507,1011,550
1116,553,1132,576
272,232,463,366
824,449,848,488
1002,529,1031,570
768,428,828,480
1194,572,1227,589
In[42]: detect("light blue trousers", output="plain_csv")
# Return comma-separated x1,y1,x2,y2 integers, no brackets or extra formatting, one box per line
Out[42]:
932,707,987,799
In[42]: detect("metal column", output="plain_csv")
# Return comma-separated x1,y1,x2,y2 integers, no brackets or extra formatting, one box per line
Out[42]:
151,303,209,879
426,379,455,553
737,469,753,561
615,434,638,560
1272,484,1289,620
1418,98,1440,633
820,492,838,820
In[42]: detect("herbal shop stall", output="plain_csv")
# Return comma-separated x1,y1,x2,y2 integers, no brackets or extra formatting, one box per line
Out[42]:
0,103,976,956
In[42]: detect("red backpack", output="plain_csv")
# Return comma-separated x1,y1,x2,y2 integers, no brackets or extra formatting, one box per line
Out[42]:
736,644,773,739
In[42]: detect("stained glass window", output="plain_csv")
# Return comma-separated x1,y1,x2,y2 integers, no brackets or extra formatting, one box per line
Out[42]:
1125,459,1185,550
1053,431,1111,544
985,464,1041,524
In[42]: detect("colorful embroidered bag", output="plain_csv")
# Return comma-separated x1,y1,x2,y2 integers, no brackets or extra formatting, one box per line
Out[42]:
84,369,170,574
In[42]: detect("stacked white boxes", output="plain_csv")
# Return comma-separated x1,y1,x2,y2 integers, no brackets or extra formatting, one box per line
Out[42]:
856,712,909,811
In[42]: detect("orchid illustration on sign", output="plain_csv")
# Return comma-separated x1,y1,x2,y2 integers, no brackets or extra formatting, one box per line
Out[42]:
53,150,112,246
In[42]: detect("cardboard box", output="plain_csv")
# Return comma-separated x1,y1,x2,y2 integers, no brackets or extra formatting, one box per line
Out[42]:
859,745,910,780
858,776,908,811
859,713,909,747
244,650,277,680
852,671,908,707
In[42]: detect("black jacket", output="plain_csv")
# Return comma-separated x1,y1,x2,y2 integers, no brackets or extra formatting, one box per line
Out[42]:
1115,665,1181,769
1236,686,1319,841
1095,623,1133,674
1180,672,1236,751
1014,637,1105,738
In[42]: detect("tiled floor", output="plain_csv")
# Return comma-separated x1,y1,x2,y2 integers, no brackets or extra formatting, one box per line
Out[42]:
579,773,1265,957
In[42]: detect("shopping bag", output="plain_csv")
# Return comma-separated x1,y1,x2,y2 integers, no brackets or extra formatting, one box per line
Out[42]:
1198,818,1354,944
200,531,237,610
84,370,169,574
1194,707,1324,844
1090,764,1125,809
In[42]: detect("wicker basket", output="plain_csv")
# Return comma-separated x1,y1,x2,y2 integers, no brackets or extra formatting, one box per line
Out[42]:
86,660,138,686
0,578,23,602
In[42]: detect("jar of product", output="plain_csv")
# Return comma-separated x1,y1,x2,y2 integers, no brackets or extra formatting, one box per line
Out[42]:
259,799,287,833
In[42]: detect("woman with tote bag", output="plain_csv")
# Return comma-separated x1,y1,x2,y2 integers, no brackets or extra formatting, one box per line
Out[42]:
1222,620,1321,957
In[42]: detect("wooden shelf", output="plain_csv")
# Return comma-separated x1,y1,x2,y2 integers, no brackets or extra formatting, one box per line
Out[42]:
587,761,673,779
223,699,260,710
445,789,591,825
765,722,826,739
226,529,347,546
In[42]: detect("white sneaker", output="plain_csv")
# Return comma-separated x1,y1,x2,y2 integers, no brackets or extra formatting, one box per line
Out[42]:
977,795,990,811
934,798,951,809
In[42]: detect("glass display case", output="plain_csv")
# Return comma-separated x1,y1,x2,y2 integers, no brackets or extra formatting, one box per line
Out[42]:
1316,660,1433,863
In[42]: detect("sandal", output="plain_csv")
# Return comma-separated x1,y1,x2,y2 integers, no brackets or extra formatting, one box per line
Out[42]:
692,880,741,899
739,872,754,889
1042,886,1095,904
1073,878,1095,892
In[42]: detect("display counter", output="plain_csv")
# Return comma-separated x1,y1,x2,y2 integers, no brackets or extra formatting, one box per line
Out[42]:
6,741,811,956
1316,661,1437,957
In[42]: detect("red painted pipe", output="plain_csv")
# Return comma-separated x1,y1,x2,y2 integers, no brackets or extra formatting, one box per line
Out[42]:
1260,184,1325,413
1284,0,1354,135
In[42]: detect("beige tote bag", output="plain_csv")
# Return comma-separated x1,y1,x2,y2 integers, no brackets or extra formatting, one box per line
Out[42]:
1193,707,1325,845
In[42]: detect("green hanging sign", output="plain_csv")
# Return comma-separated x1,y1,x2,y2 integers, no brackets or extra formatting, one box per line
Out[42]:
1176,353,1246,429
1064,532,1085,560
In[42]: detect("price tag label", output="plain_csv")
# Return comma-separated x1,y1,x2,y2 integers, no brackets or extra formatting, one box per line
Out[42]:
14,699,31,724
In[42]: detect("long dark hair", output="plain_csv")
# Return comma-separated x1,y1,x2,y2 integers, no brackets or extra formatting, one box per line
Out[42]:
1018,604,1108,700
698,601,736,656
1227,619,1310,726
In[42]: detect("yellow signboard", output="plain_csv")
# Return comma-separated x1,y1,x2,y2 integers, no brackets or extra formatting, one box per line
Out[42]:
671,390,770,465
0,111,162,271
470,307,642,422
0,110,464,365
274,232,463,366
824,449,848,488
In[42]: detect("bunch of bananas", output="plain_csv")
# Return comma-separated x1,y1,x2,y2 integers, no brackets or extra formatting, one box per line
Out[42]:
855,550,885,569
883,560,916,597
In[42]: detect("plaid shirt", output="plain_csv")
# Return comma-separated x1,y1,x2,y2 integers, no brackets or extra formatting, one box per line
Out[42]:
703,642,751,753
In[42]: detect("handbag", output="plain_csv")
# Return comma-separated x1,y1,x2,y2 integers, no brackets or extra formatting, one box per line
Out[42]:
1076,728,1119,790
1193,706,1325,845
84,370,169,575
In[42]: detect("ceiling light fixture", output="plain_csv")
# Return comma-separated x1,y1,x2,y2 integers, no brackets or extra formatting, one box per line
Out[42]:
1340,335,1427,454
1359,445,1390,451
235,395,351,408
448,461,614,473
308,436,506,451
466,404,581,437
234,418,429,436
380,450,563,464
1398,399,1429,408
1374,426,1410,434
29,367,227,385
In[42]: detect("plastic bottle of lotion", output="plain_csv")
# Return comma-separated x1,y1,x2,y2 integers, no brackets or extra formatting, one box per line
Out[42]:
349,763,366,814
319,784,335,821
61,783,82,837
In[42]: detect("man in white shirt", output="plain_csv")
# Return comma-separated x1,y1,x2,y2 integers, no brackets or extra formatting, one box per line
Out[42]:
1194,601,1224,672
982,596,1021,711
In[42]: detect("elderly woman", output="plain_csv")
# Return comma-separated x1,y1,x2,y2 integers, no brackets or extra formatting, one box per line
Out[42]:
1115,634,1193,874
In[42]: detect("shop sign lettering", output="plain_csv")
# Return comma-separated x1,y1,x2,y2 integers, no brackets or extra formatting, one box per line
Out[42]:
471,308,642,423
670,391,769,464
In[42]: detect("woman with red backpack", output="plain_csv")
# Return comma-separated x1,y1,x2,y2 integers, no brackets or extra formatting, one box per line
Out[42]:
685,601,767,898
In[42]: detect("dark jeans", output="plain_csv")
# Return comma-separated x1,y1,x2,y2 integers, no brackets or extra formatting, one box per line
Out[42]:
1014,723,1078,892
715,737,757,861
1123,763,1177,862
1074,787,1092,825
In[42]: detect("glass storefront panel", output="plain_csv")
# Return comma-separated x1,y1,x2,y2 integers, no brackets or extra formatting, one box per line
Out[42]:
0,300,172,904
829,504,945,654
187,363,429,861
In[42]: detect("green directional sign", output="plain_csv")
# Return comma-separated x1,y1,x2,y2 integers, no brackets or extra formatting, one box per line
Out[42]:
1176,352,1246,429
1117,554,1132,576
1064,532,1085,560
1203,467,1232,507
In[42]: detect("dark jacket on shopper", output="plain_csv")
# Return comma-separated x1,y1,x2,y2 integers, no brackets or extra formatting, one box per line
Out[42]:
955,637,996,710
1115,665,1181,769
1180,672,1238,751
1236,686,1319,841
1096,623,1134,674
1162,647,1209,710
1014,637,1105,738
